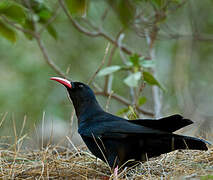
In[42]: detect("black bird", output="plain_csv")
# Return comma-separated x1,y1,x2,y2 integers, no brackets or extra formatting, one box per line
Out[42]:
50,77,209,168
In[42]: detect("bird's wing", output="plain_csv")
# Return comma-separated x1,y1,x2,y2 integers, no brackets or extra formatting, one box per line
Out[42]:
128,114,193,132
78,113,168,139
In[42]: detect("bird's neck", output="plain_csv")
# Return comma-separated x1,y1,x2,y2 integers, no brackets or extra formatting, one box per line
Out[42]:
72,98,103,124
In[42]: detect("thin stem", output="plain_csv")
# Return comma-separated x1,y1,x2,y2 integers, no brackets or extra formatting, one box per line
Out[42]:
104,45,117,93
87,43,110,85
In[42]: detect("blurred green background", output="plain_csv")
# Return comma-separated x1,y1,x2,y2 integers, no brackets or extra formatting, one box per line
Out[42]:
0,0,212,145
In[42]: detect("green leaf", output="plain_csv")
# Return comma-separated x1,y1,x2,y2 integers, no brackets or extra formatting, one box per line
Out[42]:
116,107,129,116
47,25,58,40
98,66,121,76
0,1,26,23
38,9,52,21
0,20,16,43
35,7,58,40
117,106,138,119
107,0,135,27
143,71,163,89
0,1,10,10
65,0,87,16
138,96,147,106
129,53,140,67
124,72,141,87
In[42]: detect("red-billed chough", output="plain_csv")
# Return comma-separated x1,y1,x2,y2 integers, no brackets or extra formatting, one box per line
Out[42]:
50,77,209,168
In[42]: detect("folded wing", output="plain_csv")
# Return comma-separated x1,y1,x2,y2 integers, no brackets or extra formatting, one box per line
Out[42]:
129,114,193,132
78,113,169,139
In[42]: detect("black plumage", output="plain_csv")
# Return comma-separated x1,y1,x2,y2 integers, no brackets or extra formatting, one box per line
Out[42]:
51,77,209,168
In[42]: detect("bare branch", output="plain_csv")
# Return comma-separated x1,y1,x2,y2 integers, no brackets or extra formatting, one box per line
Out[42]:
103,30,123,93
35,35,69,79
58,0,134,56
87,43,110,85
58,0,100,36
2,15,69,80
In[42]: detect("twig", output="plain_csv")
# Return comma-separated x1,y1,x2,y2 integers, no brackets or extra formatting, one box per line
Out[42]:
41,111,45,150
104,45,117,93
66,136,81,157
0,112,8,128
58,0,99,36
35,35,69,79
105,91,113,112
38,3,60,35
1,14,69,80
18,115,27,138
87,43,110,85
103,30,122,93
117,33,136,104
26,1,69,79
0,15,35,36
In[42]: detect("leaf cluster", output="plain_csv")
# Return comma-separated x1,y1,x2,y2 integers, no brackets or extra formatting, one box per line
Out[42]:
0,0,57,42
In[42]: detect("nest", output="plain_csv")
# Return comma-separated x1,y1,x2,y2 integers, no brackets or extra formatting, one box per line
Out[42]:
0,143,212,179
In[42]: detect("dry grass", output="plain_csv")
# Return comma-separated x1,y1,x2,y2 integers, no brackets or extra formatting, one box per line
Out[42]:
0,143,212,179
0,112,212,179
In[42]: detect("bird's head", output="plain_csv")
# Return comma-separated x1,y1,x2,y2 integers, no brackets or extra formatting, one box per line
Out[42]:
50,77,102,117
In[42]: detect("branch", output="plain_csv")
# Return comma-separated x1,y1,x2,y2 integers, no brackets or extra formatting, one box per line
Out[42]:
95,91,154,116
0,15,35,36
1,14,69,80
58,0,134,56
34,35,69,79
87,43,110,85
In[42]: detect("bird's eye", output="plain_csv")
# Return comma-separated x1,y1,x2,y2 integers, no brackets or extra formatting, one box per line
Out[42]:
79,84,84,88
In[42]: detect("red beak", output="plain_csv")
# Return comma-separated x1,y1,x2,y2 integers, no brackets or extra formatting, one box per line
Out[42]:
50,77,72,88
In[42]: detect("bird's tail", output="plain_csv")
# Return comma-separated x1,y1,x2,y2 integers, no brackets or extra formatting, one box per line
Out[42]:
173,134,210,151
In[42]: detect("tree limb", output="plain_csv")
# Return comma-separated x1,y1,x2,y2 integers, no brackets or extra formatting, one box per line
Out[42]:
58,0,134,56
